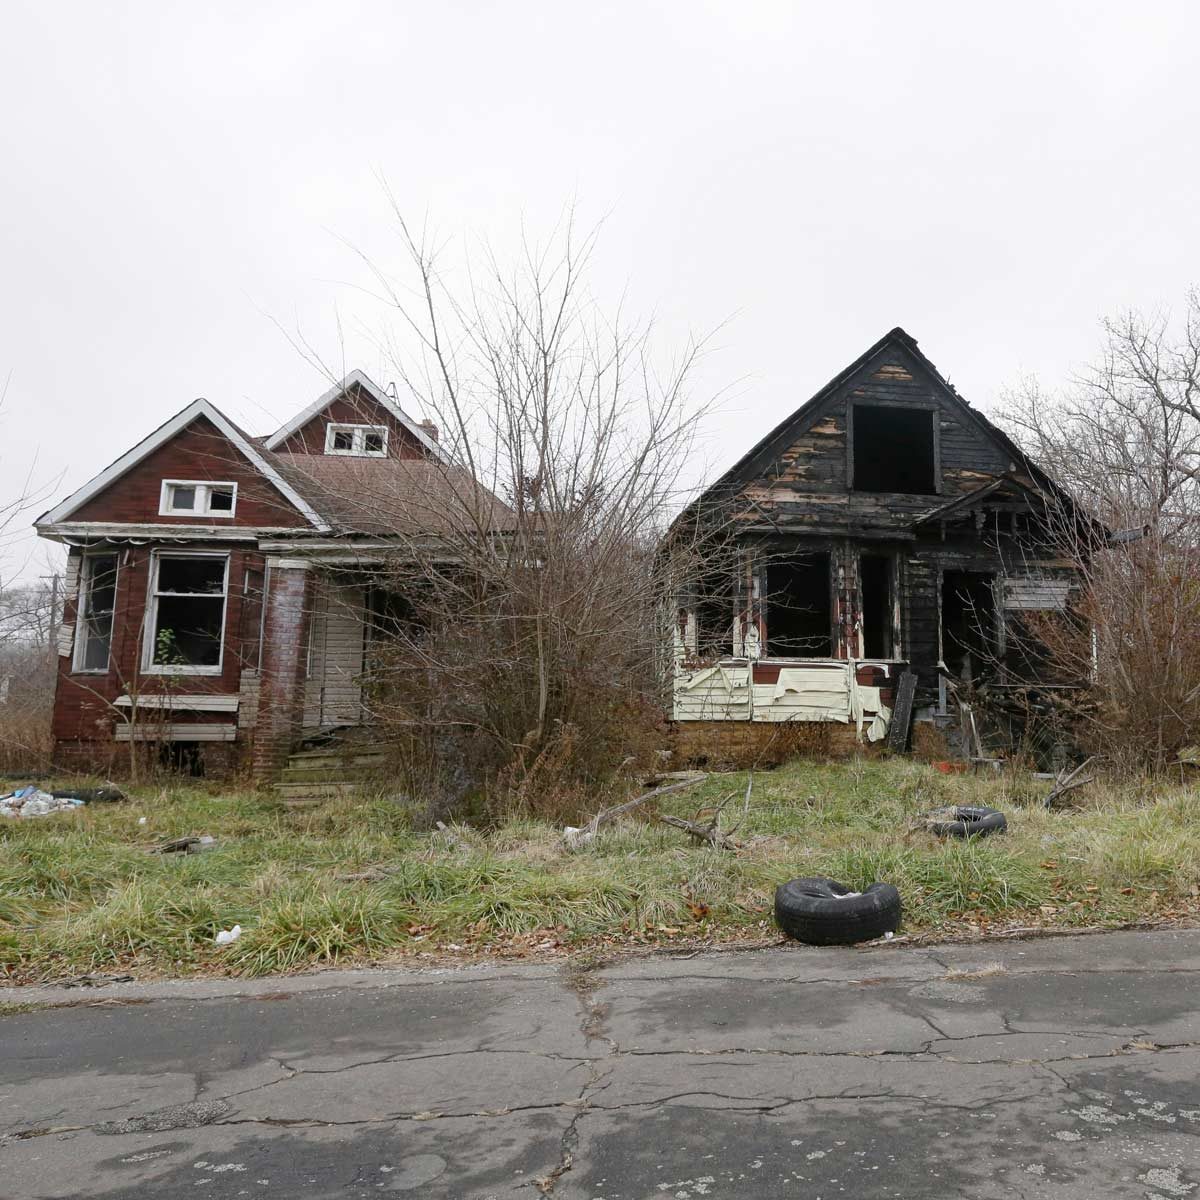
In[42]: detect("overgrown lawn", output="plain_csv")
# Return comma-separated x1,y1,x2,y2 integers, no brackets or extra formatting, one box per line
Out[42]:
2,760,1198,980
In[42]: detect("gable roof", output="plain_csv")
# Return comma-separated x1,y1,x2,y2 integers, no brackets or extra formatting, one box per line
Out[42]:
693,326,1079,515
270,454,513,536
36,398,330,530
263,369,450,463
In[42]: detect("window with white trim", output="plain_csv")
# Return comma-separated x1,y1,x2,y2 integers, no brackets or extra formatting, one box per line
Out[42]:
324,423,388,457
159,480,238,517
73,553,119,673
144,554,229,673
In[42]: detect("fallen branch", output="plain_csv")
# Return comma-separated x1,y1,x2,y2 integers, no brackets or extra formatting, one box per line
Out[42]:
1044,756,1095,809
657,774,753,852
658,813,741,850
563,774,707,849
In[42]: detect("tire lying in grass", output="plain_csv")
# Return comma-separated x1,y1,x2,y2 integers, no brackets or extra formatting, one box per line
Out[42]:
774,877,902,946
926,805,1008,839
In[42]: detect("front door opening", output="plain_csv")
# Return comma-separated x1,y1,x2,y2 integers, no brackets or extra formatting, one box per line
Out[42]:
942,571,995,682
766,553,832,657
860,554,894,658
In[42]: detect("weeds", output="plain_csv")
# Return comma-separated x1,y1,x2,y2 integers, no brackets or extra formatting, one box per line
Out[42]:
1,759,1198,980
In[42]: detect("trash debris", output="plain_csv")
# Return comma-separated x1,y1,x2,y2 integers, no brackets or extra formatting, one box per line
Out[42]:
0,785,86,819
50,786,126,804
149,835,217,855
59,972,136,989
214,925,242,946
138,816,148,825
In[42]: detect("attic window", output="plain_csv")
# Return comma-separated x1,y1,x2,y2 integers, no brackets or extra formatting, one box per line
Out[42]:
159,481,238,518
851,405,938,495
325,423,388,457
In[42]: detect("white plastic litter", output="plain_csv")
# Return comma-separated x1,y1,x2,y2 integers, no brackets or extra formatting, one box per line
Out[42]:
0,786,86,819
884,931,895,940
138,816,148,826
214,925,242,946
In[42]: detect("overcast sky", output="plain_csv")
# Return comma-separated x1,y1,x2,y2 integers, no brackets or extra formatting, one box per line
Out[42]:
3,2,1199,581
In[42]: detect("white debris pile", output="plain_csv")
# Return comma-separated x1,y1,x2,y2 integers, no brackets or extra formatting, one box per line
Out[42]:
0,786,86,819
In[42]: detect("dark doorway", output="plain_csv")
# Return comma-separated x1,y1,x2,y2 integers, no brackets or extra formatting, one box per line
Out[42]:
942,571,995,681
860,554,894,658
766,553,832,656
852,405,937,494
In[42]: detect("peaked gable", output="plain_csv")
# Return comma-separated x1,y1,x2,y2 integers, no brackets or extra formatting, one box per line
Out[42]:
37,399,328,530
264,370,449,463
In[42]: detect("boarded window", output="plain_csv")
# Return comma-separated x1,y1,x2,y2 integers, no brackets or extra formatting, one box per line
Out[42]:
852,405,937,495
860,553,894,658
74,554,119,672
147,555,228,671
766,554,832,656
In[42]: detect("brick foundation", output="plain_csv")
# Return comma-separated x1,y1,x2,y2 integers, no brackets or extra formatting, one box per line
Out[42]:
52,739,245,781
670,720,883,770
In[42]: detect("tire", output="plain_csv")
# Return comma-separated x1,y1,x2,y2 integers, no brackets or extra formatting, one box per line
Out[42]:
927,806,1007,839
774,876,902,946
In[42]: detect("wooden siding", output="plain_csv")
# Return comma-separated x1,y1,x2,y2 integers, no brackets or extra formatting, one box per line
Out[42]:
674,659,896,739
303,580,366,727
67,416,309,528
732,343,1014,536
277,383,429,459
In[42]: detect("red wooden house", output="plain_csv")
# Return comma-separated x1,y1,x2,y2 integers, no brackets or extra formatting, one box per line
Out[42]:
35,372,498,781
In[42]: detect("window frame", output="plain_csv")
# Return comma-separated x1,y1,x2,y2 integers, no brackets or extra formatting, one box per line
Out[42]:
324,423,389,457
141,551,230,676
158,479,239,518
71,552,120,674
846,402,941,496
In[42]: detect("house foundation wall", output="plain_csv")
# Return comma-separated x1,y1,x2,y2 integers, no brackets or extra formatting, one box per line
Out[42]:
670,719,875,770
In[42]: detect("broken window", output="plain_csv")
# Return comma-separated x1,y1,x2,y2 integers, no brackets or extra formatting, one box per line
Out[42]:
852,405,937,495
74,553,119,672
941,571,995,682
860,553,894,658
694,573,735,658
325,423,389,457
765,553,832,656
160,480,238,517
146,554,228,672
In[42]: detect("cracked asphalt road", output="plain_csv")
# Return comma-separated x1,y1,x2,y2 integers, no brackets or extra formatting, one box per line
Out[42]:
1,929,1198,1199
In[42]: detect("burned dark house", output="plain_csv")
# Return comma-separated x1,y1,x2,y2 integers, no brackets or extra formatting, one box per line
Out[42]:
671,327,1082,758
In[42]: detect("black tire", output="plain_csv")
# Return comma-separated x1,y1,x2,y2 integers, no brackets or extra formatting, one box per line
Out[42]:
927,806,1007,839
774,876,902,946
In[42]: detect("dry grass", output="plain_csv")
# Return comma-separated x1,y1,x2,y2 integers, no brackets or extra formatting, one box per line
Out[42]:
1,758,1198,981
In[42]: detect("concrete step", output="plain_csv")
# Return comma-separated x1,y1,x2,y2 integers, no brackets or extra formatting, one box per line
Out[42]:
274,781,364,801
285,753,388,772
289,743,388,760
278,765,386,785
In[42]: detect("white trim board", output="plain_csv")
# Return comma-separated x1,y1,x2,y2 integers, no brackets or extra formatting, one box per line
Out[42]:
36,398,331,530
114,722,237,742
263,369,450,464
114,695,239,712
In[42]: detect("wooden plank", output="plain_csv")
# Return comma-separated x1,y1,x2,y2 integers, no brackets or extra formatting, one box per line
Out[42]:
886,670,918,753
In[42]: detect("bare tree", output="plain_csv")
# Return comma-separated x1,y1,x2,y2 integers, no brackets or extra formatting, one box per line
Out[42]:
287,212,724,819
997,294,1200,771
